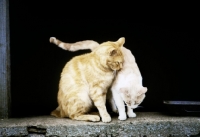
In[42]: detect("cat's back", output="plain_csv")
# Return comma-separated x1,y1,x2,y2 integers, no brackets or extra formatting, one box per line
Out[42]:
113,47,142,87
120,47,140,74
61,53,91,74
121,47,135,64
61,52,114,84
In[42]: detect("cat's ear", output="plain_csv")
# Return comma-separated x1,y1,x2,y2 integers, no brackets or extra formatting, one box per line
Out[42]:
116,37,125,47
137,87,147,96
120,88,128,94
110,49,117,56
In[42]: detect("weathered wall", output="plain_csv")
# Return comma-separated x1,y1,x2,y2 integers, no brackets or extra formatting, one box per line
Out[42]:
0,0,11,119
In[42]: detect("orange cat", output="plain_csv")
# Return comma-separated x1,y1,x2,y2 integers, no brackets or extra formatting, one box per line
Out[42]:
50,38,125,122
50,37,147,120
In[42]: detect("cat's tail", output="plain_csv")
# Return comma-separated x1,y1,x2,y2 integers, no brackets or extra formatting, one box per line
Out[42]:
49,37,100,52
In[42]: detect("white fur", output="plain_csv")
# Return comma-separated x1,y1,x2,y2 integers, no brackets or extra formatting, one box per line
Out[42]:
108,47,147,120
49,37,147,121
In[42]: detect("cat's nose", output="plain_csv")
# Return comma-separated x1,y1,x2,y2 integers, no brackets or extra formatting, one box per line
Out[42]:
115,62,123,71
117,62,122,69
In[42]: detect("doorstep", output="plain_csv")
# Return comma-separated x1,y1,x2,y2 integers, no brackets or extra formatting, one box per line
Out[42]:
0,112,200,137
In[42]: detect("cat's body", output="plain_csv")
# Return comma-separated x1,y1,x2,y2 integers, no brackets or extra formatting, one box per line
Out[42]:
50,38,125,122
50,37,147,120
107,47,147,120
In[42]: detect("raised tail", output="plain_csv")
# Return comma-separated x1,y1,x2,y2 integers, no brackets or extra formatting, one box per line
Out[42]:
49,37,100,52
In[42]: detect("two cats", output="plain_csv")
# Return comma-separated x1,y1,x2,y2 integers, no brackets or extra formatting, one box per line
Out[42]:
50,38,125,122
50,37,147,121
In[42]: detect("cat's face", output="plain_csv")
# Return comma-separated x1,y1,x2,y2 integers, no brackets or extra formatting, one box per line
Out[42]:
96,37,125,71
106,48,124,71
120,87,147,108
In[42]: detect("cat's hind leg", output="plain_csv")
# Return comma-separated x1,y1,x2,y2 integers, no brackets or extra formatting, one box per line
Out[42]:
109,98,118,114
73,114,100,122
107,90,118,113
62,95,100,122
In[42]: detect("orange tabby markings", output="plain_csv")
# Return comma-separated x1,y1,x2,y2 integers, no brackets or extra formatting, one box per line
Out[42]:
50,37,125,122
50,37,147,121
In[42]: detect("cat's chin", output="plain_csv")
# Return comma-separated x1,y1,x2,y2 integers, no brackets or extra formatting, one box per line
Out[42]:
130,105,138,109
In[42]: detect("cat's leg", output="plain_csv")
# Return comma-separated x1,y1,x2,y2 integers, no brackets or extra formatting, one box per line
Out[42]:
127,107,136,118
90,89,111,123
110,97,118,113
93,99,111,122
66,101,100,122
112,91,127,120
60,91,100,122
72,114,100,122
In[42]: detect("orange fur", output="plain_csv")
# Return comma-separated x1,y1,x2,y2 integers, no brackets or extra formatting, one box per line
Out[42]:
50,37,147,120
51,38,125,122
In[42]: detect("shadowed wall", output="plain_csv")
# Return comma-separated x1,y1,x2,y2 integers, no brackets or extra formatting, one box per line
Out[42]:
9,1,200,117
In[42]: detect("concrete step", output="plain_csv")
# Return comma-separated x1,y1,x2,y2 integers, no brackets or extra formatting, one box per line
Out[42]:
0,112,200,137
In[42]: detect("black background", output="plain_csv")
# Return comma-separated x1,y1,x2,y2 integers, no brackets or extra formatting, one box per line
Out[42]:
9,1,200,117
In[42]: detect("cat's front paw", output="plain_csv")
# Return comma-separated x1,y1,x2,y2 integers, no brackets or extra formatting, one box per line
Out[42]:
101,114,111,123
127,111,136,118
118,114,127,121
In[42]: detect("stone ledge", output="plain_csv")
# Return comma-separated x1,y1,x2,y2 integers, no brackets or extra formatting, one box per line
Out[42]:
0,112,200,137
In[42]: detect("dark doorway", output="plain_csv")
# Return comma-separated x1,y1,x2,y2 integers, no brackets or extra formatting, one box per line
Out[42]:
9,1,200,117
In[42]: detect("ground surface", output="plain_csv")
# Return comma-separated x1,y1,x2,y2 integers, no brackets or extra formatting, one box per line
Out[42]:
0,112,200,137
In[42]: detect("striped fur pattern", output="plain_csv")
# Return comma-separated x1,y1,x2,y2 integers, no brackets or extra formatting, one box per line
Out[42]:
50,37,147,120
50,38,125,122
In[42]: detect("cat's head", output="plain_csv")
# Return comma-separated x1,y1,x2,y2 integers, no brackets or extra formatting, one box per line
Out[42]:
120,86,147,108
94,37,125,71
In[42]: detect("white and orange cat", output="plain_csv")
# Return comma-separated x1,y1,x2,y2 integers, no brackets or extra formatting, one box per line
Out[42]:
50,38,125,122
50,37,147,120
